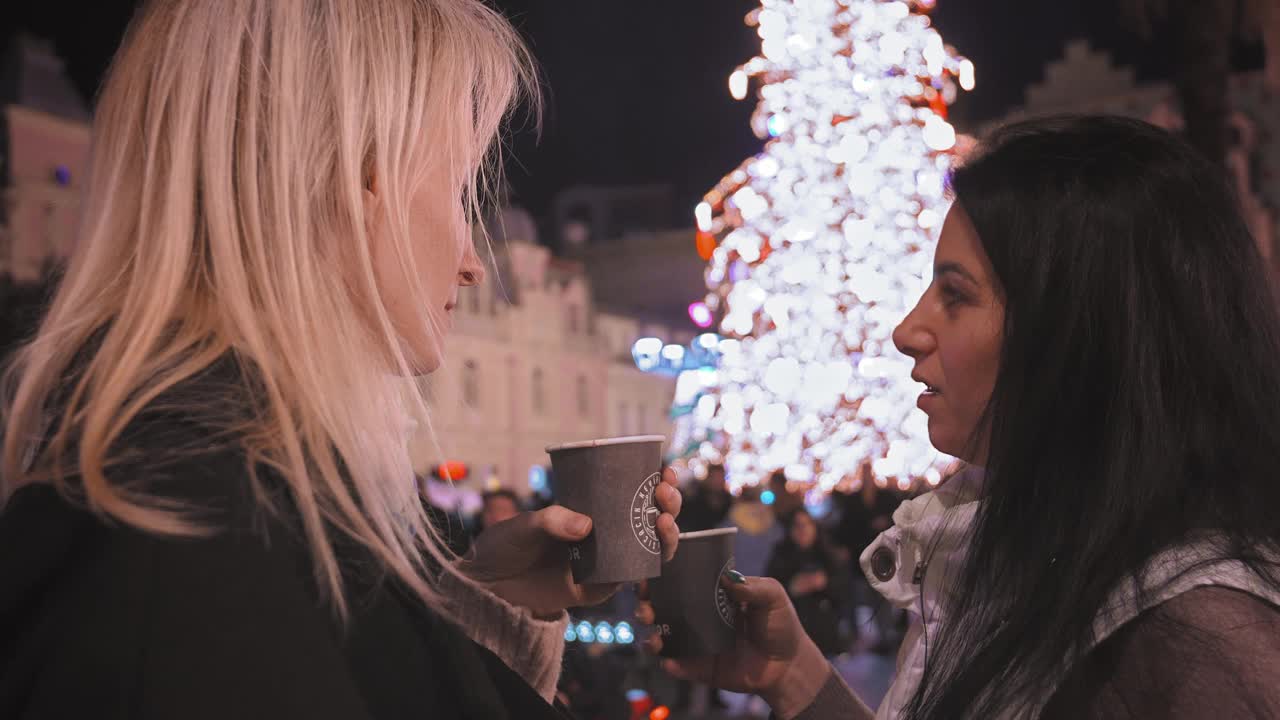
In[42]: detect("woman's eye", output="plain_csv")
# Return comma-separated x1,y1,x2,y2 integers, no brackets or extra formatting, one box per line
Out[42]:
940,284,966,306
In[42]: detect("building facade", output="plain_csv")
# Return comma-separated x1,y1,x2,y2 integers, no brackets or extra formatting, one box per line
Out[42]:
409,207,683,495
1,35,92,282
0,37,682,499
551,184,710,330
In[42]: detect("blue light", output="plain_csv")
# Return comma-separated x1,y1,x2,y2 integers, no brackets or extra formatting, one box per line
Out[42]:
595,622,615,644
767,115,786,137
614,621,635,644
761,490,776,505
564,625,578,642
528,465,548,492
805,490,833,519
632,337,664,372
575,621,595,644
625,689,650,703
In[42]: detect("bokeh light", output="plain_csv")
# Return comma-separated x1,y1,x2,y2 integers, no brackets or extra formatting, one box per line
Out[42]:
677,0,970,492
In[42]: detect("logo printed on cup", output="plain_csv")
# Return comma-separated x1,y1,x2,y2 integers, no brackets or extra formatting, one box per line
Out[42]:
716,558,738,627
630,472,662,555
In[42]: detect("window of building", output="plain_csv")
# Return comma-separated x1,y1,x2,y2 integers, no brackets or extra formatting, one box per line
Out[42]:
532,368,546,414
463,360,480,408
568,305,581,334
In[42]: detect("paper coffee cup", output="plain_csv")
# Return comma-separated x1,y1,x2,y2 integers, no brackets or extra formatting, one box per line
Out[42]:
546,435,666,584
649,527,739,658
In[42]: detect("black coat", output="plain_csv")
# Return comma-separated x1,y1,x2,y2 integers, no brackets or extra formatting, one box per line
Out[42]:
765,541,848,656
0,404,568,720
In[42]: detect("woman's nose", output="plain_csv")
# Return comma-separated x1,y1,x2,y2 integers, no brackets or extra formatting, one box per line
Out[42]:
892,299,932,360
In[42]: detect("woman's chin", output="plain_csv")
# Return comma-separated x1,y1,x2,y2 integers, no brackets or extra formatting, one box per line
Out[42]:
927,427,967,462
394,342,442,377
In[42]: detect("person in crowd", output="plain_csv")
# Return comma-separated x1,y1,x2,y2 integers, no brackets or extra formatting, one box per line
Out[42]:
648,116,1280,719
724,484,784,579
477,488,523,534
833,474,906,654
834,475,900,560
0,2,683,718
766,509,848,657
767,469,804,524
680,463,732,532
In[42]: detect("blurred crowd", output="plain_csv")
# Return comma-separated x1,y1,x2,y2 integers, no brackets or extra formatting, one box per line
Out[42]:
415,466,912,719
683,465,913,652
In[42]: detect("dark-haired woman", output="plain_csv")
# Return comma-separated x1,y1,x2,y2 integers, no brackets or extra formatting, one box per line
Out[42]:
766,509,848,656
651,115,1280,719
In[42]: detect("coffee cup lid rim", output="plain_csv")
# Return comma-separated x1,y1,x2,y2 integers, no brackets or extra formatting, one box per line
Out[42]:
545,435,667,453
677,527,739,540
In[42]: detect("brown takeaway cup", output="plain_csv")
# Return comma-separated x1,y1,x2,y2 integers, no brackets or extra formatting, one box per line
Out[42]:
649,527,739,658
545,435,667,585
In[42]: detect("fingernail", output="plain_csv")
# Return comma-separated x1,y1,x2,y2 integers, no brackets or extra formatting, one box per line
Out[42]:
570,516,591,535
725,570,747,584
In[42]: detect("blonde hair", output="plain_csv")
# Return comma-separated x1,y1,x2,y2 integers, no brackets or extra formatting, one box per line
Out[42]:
1,0,536,619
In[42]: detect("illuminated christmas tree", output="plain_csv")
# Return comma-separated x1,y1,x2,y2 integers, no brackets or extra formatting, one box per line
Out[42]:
680,0,973,493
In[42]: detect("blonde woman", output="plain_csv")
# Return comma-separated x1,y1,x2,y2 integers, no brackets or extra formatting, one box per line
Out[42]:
0,1,681,718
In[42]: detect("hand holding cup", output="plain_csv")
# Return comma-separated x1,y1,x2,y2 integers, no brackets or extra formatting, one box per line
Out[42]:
461,462,680,618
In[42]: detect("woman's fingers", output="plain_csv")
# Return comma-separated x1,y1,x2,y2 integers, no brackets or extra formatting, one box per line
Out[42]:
661,466,679,491
635,601,655,625
642,633,664,655
635,600,664,654
721,573,790,616
533,505,593,542
655,480,682,519
657,513,679,562
654,475,681,562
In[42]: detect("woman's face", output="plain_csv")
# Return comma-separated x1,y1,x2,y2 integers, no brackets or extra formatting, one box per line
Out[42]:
790,512,818,549
365,164,485,375
892,204,1004,465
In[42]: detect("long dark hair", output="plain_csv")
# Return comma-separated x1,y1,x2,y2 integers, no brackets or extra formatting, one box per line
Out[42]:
907,115,1280,718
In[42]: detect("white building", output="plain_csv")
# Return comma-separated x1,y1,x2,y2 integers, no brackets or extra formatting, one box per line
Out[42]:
408,206,683,496
0,35,92,281
0,37,683,498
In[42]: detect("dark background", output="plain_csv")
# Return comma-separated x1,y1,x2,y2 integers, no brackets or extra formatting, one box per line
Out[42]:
2,0,1264,222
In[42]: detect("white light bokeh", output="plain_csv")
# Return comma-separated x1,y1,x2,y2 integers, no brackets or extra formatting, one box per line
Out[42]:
673,0,971,492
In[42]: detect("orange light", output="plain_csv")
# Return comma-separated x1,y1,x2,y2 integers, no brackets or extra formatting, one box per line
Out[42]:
649,707,671,720
696,231,718,261
435,461,470,481
928,94,948,120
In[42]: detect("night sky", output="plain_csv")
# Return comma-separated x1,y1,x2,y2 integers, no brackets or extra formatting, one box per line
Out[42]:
3,0,1264,222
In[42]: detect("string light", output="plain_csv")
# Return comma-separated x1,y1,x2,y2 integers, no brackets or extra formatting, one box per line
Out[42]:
678,0,971,492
